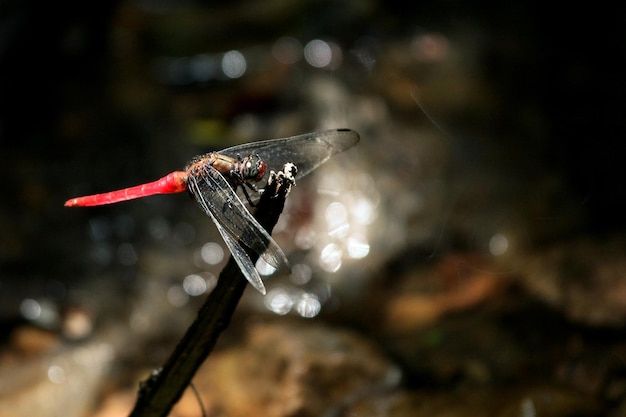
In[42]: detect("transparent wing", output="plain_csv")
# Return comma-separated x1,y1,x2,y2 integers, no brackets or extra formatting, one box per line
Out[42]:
187,164,289,272
213,215,266,294
220,128,360,180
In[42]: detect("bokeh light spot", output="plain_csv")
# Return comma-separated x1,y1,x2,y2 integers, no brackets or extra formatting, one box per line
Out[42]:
295,293,321,318
304,39,332,68
347,235,370,259
183,274,208,296
167,285,188,307
256,257,277,276
201,242,224,265
489,233,509,256
48,365,66,384
20,298,41,320
265,288,293,315
291,263,313,285
319,243,343,272
222,50,246,78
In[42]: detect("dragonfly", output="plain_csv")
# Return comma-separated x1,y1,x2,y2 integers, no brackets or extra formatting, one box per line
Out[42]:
65,128,360,294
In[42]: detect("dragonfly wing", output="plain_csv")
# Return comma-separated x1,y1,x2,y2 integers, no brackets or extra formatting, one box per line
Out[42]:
220,128,360,180
213,216,266,294
187,164,289,271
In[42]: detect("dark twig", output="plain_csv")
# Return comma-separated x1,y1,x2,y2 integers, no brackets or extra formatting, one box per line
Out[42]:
128,165,296,417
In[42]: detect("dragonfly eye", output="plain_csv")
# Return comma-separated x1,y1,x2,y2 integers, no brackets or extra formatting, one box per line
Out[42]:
255,160,267,181
242,154,266,182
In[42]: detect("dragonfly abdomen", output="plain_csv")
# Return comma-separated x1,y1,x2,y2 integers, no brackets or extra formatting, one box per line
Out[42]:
64,171,188,207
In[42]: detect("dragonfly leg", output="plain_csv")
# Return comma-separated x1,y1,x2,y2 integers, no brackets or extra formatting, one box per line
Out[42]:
241,184,257,207
230,168,244,183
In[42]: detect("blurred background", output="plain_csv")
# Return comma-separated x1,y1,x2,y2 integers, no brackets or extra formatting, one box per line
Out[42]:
1,1,625,416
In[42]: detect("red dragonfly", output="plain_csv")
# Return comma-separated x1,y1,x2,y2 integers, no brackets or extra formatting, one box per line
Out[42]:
65,128,360,294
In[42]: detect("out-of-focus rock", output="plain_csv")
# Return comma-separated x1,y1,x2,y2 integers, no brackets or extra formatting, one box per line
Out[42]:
199,319,400,417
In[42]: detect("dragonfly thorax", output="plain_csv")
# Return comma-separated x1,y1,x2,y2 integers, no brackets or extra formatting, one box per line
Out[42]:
185,152,267,187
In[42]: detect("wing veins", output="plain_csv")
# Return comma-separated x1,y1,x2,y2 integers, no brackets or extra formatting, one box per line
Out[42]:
188,165,288,270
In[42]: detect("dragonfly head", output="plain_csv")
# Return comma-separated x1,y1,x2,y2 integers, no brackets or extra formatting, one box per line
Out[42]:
244,154,267,182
